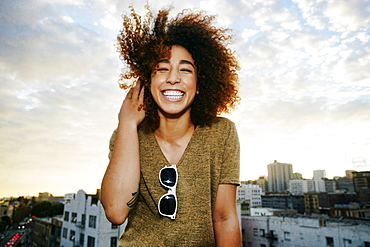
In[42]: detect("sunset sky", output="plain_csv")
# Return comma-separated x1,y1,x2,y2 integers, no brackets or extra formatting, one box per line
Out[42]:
1,0,369,197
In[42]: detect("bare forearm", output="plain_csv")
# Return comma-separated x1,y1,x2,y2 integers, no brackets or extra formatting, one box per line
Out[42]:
214,216,242,247
101,124,141,224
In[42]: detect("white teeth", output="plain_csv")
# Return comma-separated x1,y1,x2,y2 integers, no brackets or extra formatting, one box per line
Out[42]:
162,90,184,100
163,91,184,96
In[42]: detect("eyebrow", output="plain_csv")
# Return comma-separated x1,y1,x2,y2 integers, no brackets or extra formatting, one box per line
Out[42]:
158,59,196,69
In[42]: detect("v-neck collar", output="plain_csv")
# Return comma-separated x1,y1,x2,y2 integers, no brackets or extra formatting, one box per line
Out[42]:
150,125,199,167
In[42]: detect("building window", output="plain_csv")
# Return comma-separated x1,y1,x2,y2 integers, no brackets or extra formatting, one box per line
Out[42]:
320,220,326,226
71,212,77,223
79,233,84,246
111,224,119,229
364,241,370,247
110,237,118,247
69,230,75,241
81,214,86,226
87,236,95,247
284,232,291,241
326,237,334,246
253,228,258,236
62,228,68,238
260,229,265,237
64,211,69,222
343,239,352,247
88,215,97,228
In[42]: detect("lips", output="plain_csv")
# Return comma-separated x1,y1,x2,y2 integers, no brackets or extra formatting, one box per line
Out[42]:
162,90,185,101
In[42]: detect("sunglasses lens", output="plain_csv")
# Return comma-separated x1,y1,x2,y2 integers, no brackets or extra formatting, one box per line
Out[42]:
159,194,176,215
160,168,177,187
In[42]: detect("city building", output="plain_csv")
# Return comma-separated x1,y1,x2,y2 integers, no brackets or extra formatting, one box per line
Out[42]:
241,215,370,247
256,176,268,193
330,202,370,220
313,170,326,192
289,179,315,195
237,184,264,208
250,208,296,216
60,190,126,247
304,192,321,215
304,192,359,216
345,170,355,179
352,171,370,192
32,216,63,247
324,178,336,193
262,194,305,214
38,192,64,204
267,160,293,192
293,172,302,179
0,201,13,220
38,192,50,202
237,200,251,217
335,177,354,192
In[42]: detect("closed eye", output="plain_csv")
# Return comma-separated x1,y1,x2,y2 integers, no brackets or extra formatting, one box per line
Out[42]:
180,69,193,73
156,68,169,72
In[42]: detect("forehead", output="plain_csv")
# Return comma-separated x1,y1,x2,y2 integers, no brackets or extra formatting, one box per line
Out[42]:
159,45,194,62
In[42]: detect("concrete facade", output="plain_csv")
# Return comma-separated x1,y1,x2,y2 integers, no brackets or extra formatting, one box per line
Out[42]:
237,184,264,208
60,190,125,247
267,161,293,193
289,179,316,195
242,215,370,247
32,216,62,247
262,194,305,214
313,170,326,193
251,208,297,217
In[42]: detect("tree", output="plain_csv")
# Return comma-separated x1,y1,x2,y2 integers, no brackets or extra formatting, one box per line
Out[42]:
50,203,64,216
31,201,52,218
31,201,64,217
13,197,31,224
0,216,11,231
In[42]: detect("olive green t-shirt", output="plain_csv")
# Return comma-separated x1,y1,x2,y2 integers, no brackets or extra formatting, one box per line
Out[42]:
108,117,240,246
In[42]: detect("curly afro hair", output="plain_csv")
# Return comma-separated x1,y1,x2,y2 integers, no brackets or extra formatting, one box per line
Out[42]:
117,5,240,131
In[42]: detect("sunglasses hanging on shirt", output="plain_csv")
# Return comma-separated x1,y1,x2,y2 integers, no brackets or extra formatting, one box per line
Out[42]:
158,164,178,220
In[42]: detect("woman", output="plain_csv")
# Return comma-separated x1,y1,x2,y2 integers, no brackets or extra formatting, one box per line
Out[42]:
101,6,241,246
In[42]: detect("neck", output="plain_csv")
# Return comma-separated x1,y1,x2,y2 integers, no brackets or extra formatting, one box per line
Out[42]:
155,112,195,142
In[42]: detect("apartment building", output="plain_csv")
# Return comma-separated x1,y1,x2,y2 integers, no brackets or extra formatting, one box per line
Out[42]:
32,216,62,247
289,179,316,195
237,184,264,208
60,190,126,247
267,160,293,192
262,193,305,214
242,215,370,247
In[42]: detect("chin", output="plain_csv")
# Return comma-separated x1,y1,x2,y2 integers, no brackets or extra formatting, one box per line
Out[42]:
159,107,191,118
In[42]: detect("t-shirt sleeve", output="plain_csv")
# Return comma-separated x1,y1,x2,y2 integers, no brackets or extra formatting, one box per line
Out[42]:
108,129,117,160
219,119,240,185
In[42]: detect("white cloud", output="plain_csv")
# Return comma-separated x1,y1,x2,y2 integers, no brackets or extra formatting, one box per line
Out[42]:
62,15,74,23
325,0,370,32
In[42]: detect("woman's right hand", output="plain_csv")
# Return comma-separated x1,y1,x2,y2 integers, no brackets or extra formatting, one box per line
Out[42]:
118,80,145,127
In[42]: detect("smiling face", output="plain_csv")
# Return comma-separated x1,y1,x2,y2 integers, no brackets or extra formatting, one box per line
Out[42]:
151,45,198,119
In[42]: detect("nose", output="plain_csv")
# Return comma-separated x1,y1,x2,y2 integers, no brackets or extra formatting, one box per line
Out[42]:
166,70,180,85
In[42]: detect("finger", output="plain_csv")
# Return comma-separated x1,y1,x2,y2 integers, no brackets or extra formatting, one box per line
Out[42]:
126,87,134,99
132,80,141,98
138,85,145,102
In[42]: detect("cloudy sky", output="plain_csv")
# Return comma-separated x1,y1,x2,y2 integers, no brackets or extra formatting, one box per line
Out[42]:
1,0,369,197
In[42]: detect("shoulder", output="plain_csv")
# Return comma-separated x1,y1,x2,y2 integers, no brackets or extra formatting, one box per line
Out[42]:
212,117,235,127
197,117,237,140
207,117,236,132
